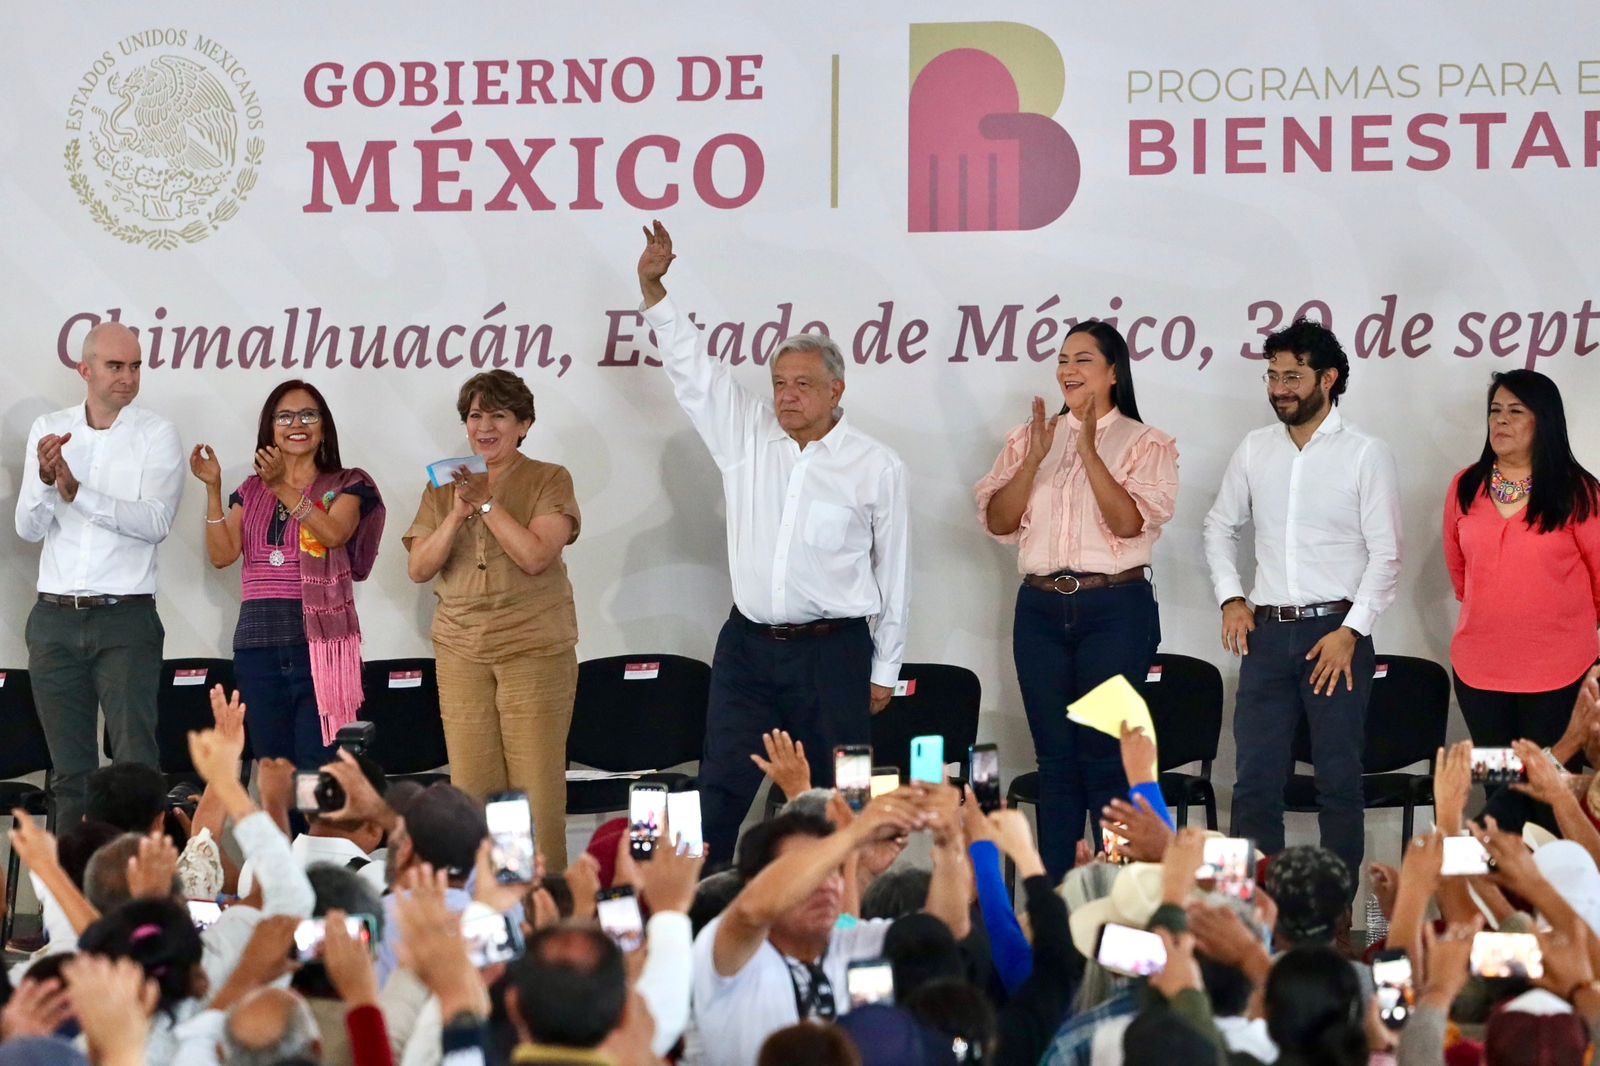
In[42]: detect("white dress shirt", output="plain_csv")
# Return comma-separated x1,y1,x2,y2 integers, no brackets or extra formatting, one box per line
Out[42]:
644,296,911,687
1202,407,1402,636
14,403,184,595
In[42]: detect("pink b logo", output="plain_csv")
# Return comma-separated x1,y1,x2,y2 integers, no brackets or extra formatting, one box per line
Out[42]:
908,22,1079,232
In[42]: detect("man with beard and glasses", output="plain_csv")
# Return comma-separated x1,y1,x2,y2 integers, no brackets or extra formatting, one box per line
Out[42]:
1202,318,1401,881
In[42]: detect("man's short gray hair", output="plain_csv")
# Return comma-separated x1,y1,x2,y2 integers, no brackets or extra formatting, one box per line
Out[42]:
771,333,845,383
83,833,145,911
224,988,320,1066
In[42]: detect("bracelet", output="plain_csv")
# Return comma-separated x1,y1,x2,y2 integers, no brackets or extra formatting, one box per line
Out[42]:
289,495,313,521
205,515,226,525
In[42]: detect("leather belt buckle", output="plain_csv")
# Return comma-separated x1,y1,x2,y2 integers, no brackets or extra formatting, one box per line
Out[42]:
1051,574,1082,595
1278,605,1301,622
768,624,797,641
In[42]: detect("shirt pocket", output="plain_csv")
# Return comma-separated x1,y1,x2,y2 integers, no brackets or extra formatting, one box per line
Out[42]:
803,501,855,552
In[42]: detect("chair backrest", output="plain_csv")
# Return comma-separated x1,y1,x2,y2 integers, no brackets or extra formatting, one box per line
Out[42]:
152,658,237,774
869,663,981,778
1291,654,1450,773
568,654,710,772
0,669,52,780
1142,653,1223,771
358,658,450,776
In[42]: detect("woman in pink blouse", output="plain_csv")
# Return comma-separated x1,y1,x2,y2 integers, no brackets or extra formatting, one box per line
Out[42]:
975,320,1179,880
1445,369,1600,747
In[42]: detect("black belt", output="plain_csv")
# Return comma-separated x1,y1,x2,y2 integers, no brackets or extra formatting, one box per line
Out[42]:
1254,599,1352,623
38,593,154,610
1023,567,1150,595
734,609,867,641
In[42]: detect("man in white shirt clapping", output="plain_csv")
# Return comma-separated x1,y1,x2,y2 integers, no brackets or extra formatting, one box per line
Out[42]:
1202,318,1402,879
636,222,912,863
15,322,184,828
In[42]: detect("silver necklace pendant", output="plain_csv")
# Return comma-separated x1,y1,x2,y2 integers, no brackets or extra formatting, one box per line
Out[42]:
268,548,285,567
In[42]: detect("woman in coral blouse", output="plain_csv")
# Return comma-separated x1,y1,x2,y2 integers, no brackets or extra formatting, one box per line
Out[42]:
975,320,1179,881
1445,369,1600,747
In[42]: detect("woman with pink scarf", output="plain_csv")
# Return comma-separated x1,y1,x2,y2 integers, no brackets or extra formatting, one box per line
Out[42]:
191,379,385,768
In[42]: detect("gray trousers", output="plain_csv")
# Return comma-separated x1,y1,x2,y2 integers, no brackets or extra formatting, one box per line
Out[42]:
25,598,163,828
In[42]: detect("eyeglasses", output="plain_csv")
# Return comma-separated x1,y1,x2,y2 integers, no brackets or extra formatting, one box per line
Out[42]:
273,409,322,427
1261,371,1318,388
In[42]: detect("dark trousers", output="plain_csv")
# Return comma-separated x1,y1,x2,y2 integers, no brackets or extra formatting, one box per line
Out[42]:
25,598,163,828
1230,613,1374,877
1453,668,1589,748
701,609,872,864
1013,580,1160,884
235,642,337,770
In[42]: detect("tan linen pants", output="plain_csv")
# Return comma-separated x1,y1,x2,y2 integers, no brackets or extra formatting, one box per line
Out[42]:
434,645,577,868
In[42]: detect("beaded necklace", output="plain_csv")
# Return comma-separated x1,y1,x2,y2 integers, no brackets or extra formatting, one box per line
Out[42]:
1489,464,1532,505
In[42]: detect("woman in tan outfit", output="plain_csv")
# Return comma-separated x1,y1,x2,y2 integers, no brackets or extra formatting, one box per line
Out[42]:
404,370,580,866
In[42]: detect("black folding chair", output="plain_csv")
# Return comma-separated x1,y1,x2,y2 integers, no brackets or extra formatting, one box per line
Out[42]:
761,662,982,818
1285,654,1450,852
0,669,54,947
358,658,451,786
566,654,710,818
103,658,249,788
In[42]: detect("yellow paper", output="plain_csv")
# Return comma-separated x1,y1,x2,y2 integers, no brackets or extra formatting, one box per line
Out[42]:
1066,674,1158,774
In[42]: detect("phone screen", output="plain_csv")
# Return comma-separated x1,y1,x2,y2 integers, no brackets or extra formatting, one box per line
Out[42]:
909,735,945,784
294,772,321,813
597,888,645,952
1470,747,1527,785
1096,922,1167,977
870,767,900,798
834,747,872,811
462,910,524,967
486,792,536,885
186,899,222,931
969,744,1000,812
1471,931,1543,979
293,915,373,962
1198,837,1255,900
1441,834,1491,877
1372,951,1414,1030
846,959,895,1007
667,790,704,858
629,786,668,860
1102,826,1132,865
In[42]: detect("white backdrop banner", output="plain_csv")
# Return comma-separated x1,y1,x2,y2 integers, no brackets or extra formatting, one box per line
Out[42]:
4,3,1598,853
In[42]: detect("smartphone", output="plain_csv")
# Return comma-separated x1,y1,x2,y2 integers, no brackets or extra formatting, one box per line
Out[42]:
1372,949,1415,1030
846,958,896,1007
485,790,536,885
834,745,873,811
1441,834,1491,877
597,886,646,953
1102,826,1132,865
462,910,525,967
870,767,900,798
1470,747,1527,785
629,783,668,861
294,772,322,814
1470,930,1543,980
1198,837,1256,900
186,899,222,931
968,743,1001,813
667,789,705,858
1095,922,1167,977
909,735,945,785
293,915,375,962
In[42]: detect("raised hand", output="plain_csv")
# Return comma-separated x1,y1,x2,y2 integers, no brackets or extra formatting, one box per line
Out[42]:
1024,396,1059,469
451,467,492,510
208,685,247,762
1,976,74,1039
1511,738,1573,808
749,729,811,802
189,443,223,488
253,446,286,488
638,219,676,289
1101,794,1174,863
1118,721,1158,786
1432,740,1472,833
323,908,380,1008
126,832,179,899
63,955,158,1066
36,433,68,486
318,749,394,828
1074,393,1100,461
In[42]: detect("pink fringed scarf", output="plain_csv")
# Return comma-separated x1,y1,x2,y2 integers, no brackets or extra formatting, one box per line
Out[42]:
300,468,386,743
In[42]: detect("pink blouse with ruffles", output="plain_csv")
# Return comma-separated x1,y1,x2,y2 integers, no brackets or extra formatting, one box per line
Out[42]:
975,407,1180,575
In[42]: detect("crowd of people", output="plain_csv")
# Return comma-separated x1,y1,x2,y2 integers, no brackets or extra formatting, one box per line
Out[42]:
7,219,1600,1063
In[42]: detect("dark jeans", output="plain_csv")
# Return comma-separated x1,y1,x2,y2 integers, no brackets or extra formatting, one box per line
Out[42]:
1230,613,1374,877
26,597,163,828
1013,579,1160,884
701,609,872,864
1453,668,1589,748
235,642,337,770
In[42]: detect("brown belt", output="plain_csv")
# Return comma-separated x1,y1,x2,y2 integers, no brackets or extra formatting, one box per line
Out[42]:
38,593,154,610
1023,567,1150,595
736,610,868,641
1254,599,1352,623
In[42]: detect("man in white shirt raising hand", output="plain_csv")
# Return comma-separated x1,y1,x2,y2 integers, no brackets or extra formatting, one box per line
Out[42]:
636,222,911,863
15,322,184,829
1202,318,1402,881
